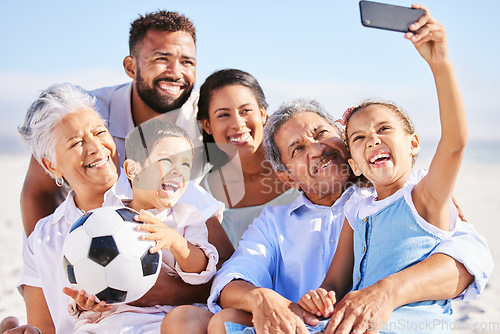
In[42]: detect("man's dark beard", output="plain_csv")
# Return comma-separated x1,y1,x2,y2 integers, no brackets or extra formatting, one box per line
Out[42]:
135,68,193,114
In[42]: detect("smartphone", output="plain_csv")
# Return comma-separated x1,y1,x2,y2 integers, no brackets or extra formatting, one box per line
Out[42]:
359,1,425,33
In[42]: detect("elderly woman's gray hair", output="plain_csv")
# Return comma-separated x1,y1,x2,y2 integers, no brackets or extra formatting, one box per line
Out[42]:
263,98,337,172
18,83,100,177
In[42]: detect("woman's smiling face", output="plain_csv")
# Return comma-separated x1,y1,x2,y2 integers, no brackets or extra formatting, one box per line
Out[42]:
202,84,266,160
47,108,119,196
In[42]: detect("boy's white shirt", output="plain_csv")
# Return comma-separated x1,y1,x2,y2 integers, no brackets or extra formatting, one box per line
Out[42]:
146,203,218,284
70,170,218,330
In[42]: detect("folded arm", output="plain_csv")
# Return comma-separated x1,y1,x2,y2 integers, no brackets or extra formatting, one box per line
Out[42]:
326,252,473,334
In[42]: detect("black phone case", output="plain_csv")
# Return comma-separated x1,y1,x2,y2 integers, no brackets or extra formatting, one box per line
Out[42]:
359,1,425,33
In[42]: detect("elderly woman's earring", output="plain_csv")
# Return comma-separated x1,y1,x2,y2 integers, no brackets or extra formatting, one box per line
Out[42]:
55,177,64,187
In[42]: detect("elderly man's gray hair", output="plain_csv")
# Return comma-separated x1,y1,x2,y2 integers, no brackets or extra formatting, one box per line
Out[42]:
19,83,101,177
263,98,337,172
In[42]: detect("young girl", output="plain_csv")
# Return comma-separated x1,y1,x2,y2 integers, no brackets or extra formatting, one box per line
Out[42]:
299,5,466,333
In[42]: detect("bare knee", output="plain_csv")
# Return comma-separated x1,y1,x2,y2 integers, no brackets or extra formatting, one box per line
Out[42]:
208,308,252,334
161,305,213,334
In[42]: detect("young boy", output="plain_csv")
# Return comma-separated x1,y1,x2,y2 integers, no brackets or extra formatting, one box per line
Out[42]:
72,119,218,333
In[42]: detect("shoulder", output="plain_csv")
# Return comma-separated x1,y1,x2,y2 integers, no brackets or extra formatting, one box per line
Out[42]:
260,200,295,216
252,200,296,230
27,210,63,251
344,186,374,224
405,169,428,189
91,83,130,101
30,213,57,236
91,83,132,118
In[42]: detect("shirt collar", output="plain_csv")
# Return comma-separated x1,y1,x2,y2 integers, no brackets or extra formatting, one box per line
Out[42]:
287,186,355,216
112,168,133,202
51,190,84,226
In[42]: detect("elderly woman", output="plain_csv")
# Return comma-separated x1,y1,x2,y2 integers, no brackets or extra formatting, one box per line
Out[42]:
9,83,123,334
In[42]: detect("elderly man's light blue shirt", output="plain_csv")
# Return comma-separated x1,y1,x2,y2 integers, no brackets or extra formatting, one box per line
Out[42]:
208,188,354,312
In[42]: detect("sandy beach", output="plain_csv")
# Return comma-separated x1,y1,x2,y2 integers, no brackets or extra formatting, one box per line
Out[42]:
0,152,498,333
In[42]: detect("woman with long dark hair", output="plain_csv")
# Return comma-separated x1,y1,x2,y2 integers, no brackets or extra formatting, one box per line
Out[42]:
197,69,299,247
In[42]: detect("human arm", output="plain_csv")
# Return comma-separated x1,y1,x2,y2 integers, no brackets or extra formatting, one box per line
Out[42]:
1,285,56,334
325,253,473,334
408,5,468,231
21,156,60,236
4,287,55,334
206,215,234,267
430,218,493,300
63,267,214,307
15,224,56,333
177,182,234,267
129,265,214,306
131,216,228,306
208,208,320,333
298,219,354,318
22,286,55,334
323,192,477,334
128,213,231,306
219,280,318,334
136,209,209,274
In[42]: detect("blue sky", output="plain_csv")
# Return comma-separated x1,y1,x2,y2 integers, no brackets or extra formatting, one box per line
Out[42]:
1,0,499,152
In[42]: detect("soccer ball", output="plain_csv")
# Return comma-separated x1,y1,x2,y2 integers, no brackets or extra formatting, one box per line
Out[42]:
62,206,161,304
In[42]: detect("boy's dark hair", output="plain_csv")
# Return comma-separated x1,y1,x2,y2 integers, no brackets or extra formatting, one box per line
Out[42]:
129,10,196,57
125,118,193,166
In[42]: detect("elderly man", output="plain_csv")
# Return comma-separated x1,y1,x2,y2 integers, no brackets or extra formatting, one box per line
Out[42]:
207,99,492,334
